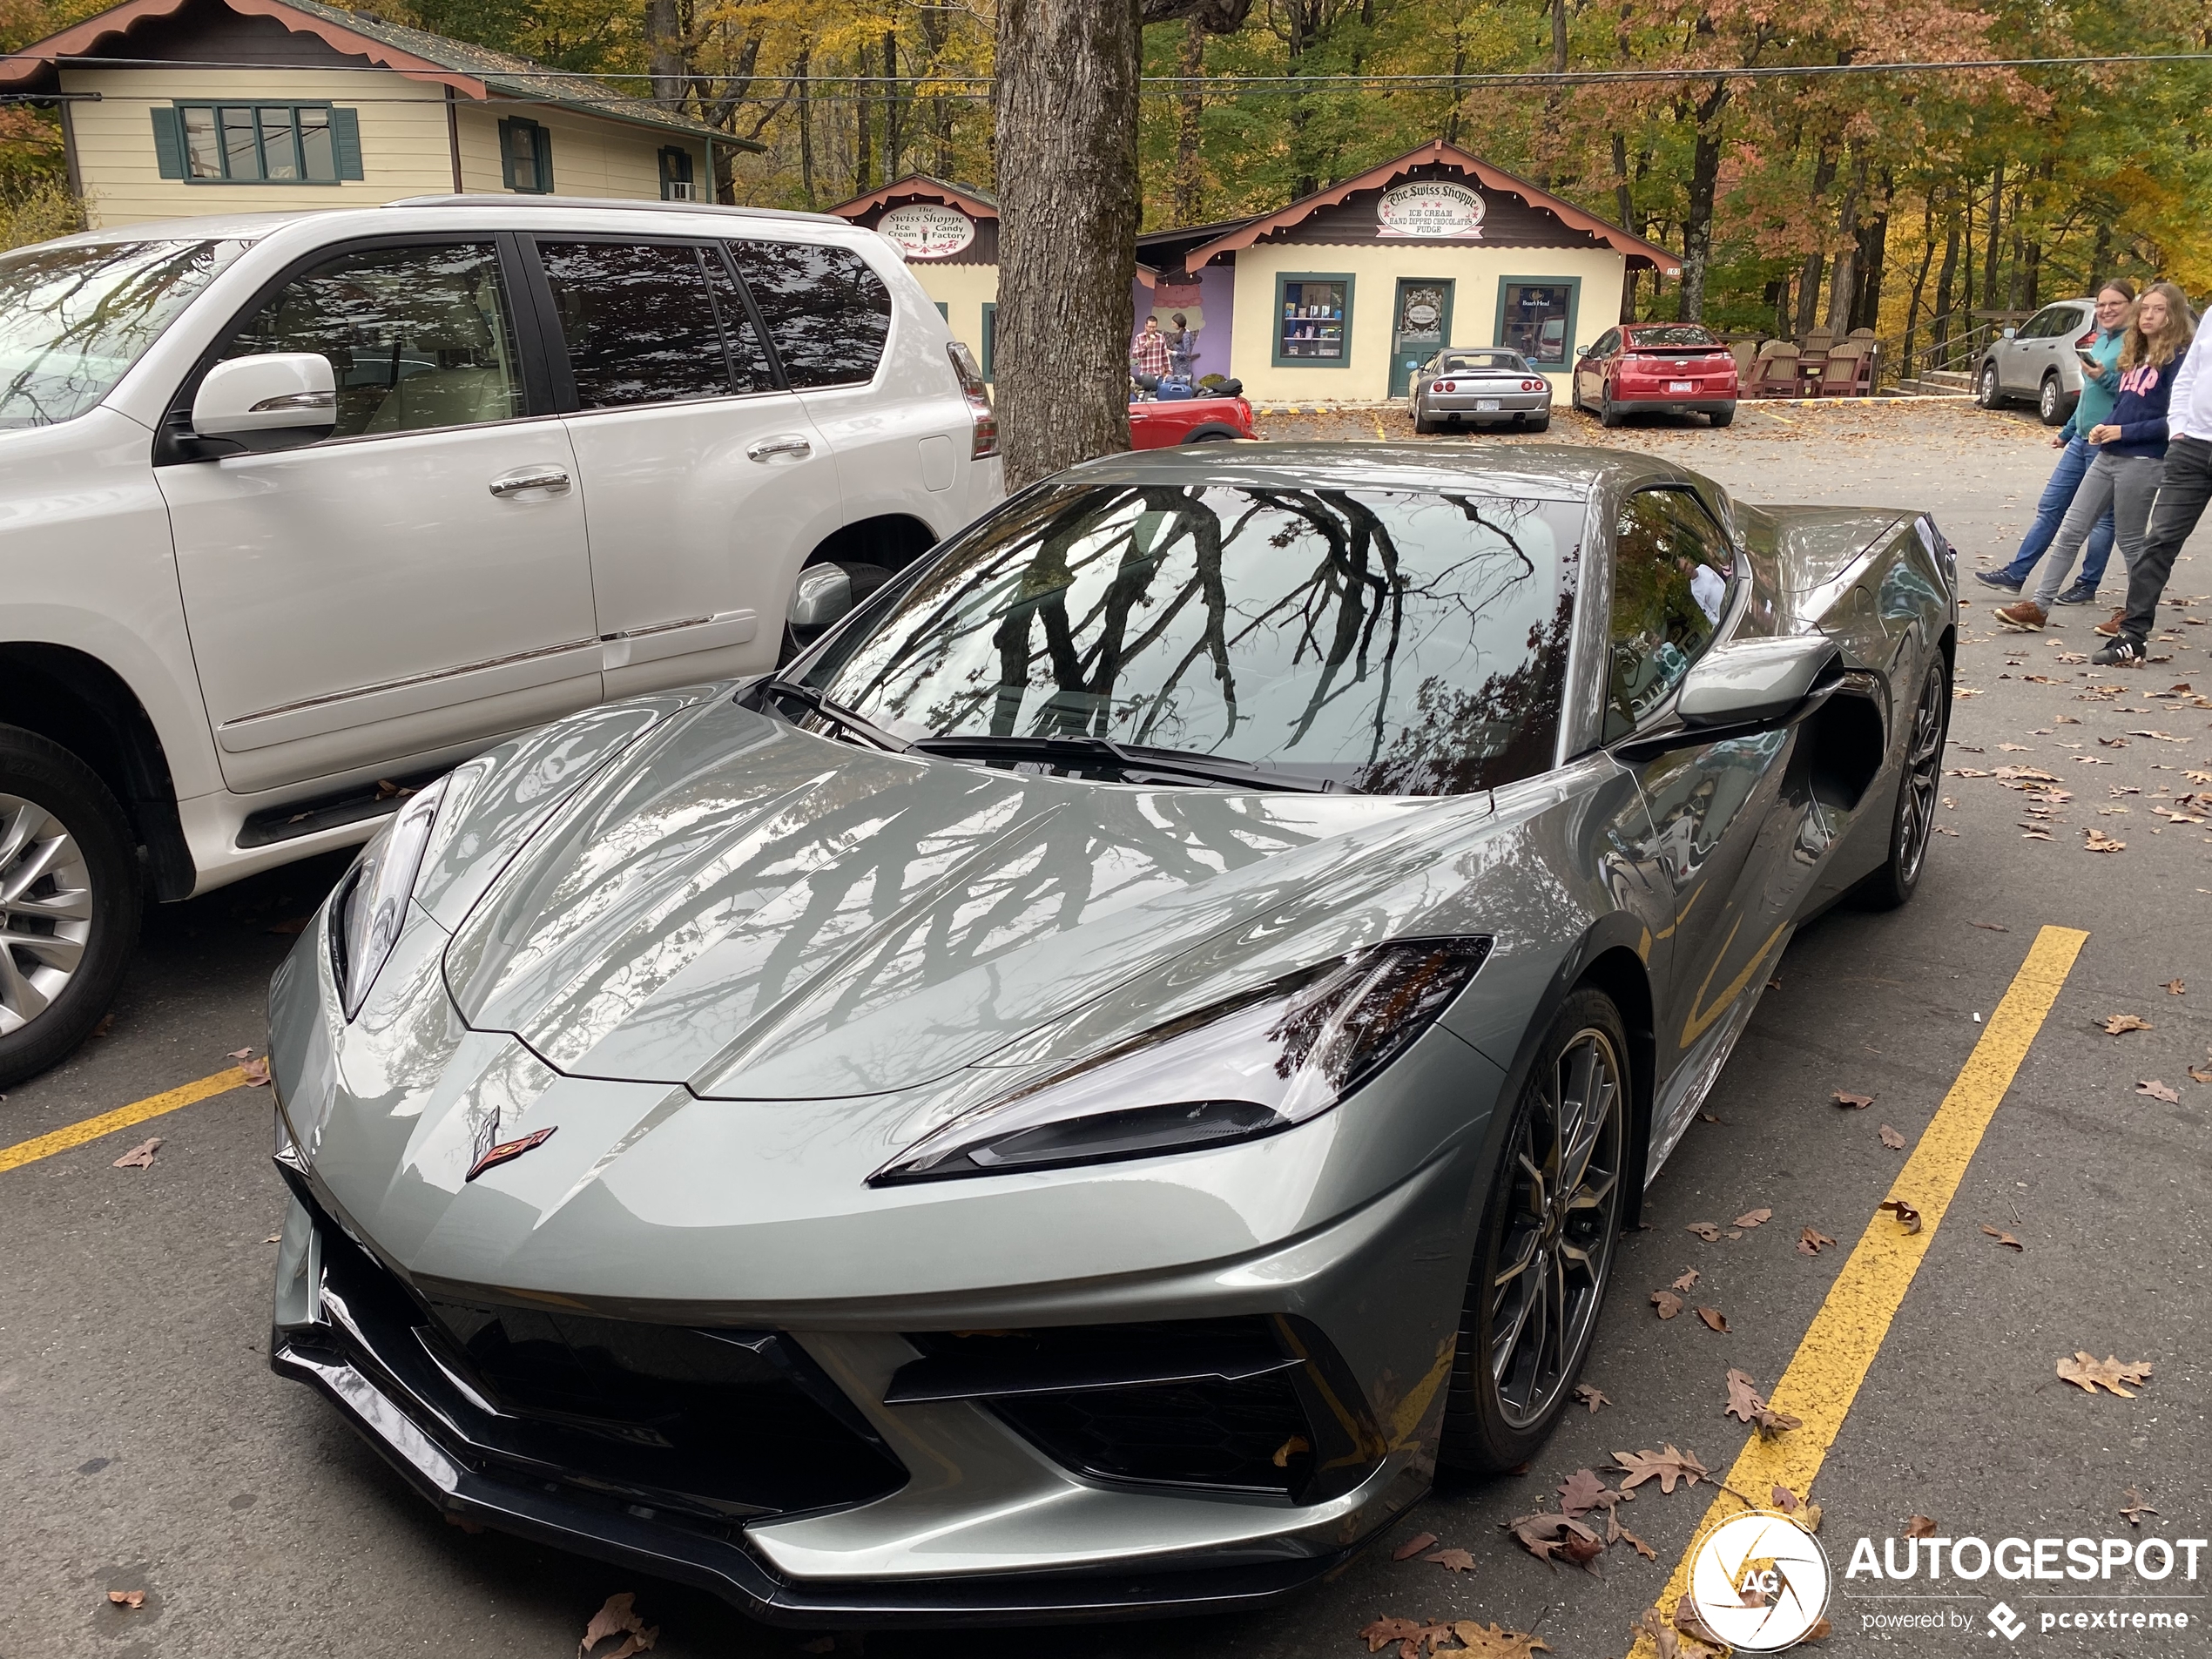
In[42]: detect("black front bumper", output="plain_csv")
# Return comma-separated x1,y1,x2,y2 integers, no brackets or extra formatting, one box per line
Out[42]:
272,1184,1359,1626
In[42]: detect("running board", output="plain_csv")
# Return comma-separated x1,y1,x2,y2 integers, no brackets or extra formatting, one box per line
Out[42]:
236,770,444,849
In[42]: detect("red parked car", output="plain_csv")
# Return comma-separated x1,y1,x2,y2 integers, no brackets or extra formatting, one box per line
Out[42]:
1129,390,1256,448
1571,323,1738,428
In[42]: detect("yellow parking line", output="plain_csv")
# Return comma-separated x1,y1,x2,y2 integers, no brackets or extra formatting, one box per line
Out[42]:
0,1067,250,1175
1629,924,2087,1655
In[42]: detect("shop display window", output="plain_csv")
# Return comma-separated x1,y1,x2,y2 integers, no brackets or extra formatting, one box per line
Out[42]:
1495,280,1579,369
1275,275,1352,367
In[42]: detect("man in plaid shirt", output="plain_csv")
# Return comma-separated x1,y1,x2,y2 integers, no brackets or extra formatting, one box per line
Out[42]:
1130,316,1172,383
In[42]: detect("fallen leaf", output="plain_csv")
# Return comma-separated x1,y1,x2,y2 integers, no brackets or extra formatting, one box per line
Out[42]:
1770,1484,1801,1513
1573,1382,1611,1413
1557,1467,1612,1517
263,1231,281,1244
2101,1014,2153,1034
1505,1509,1605,1570
1999,742,2031,751
1615,1524,1658,1561
1804,1615,1835,1641
2191,1063,2212,1085
1614,1445,1710,1494
1687,1221,1722,1241
1651,1290,1683,1319
106,1590,146,1609
1392,1531,1440,1561
1878,1198,1922,1234
1724,1367,1801,1434
2121,1487,2158,1527
1969,921,2010,932
1905,1514,1938,1538
2084,828,2127,853
2136,1079,2181,1103
1798,1226,1838,1255
111,1136,162,1170
1979,1224,2024,1251
1425,1548,1478,1573
90,1014,114,1037
1676,1595,1729,1651
1733,1207,1772,1228
580,1592,659,1659
1630,1608,1690,1659
1831,1090,1874,1109
1272,1433,1310,1467
1451,1622,1551,1659
241,1055,271,1087
1879,1123,1907,1149
1725,1230,1743,1240
2055,1352,2154,1398
1672,1266,1700,1291
226,1046,253,1061
1361,1616,1448,1658
1695,1306,1730,1333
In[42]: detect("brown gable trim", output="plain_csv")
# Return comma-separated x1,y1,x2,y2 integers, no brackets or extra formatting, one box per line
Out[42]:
1183,139,1680,276
826,174,1000,222
0,0,488,93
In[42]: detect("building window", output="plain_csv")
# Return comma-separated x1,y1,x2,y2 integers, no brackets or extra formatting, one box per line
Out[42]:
152,105,361,184
499,117,553,193
1272,273,1353,368
658,145,696,200
1495,278,1581,370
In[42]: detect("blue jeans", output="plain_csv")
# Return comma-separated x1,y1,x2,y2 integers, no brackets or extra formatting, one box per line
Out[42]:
1999,436,2115,589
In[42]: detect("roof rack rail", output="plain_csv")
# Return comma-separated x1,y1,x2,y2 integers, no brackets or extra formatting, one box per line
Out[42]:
380,194,847,225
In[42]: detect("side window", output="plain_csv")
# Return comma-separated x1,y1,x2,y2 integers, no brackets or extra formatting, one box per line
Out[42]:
1605,487,1734,739
499,118,552,193
727,239,892,388
538,240,758,408
1590,328,1620,358
218,241,522,438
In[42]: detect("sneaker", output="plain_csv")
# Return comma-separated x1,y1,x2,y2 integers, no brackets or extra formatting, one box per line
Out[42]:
2090,637,2146,666
1973,568,2025,592
2094,609,2126,637
2051,582,2101,605
1993,600,2047,631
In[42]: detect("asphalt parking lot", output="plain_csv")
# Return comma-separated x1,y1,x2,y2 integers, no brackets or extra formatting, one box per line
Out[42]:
4,399,2209,1659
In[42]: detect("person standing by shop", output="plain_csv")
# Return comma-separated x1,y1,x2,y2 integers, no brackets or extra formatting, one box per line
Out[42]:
1997,282,2192,631
1974,282,2133,602
1130,315,1172,391
2094,284,2212,666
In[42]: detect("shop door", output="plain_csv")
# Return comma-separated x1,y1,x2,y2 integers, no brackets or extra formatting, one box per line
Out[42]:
1389,279,1453,399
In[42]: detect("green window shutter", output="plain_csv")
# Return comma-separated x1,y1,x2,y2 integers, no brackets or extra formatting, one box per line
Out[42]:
151,107,185,179
330,107,363,179
533,123,553,192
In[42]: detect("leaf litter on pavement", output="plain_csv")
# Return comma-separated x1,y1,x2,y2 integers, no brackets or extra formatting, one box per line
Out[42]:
111,1137,161,1170
2056,1353,2154,1398
580,1592,658,1659
1360,1617,1548,1659
1724,1369,1802,1436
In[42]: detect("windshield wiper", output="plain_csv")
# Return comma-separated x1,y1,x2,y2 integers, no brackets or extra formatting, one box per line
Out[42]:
908,734,1354,794
757,678,914,755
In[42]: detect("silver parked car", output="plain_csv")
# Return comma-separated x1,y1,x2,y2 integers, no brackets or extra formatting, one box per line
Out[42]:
267,443,1955,1624
1973,297,2097,426
1411,347,1553,433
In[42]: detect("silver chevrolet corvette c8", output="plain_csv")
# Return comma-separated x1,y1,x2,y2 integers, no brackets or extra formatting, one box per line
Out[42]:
266,442,1955,1625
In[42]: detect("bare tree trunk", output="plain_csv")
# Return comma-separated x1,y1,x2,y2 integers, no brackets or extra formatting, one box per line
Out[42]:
918,2,954,177
883,30,903,181
2090,218,2112,285
1981,160,2003,311
796,45,816,206
1932,210,1960,358
646,0,685,109
1794,141,1838,336
1612,132,1636,319
1675,78,1729,324
1444,38,1466,146
853,43,874,192
1903,188,1935,369
1536,0,1567,187
1172,15,1205,224
1851,172,1890,332
1824,153,1865,334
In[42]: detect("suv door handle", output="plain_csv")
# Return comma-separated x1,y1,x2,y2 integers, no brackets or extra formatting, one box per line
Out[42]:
489,466,571,497
745,435,813,463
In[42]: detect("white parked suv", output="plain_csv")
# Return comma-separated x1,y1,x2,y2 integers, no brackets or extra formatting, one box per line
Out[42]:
0,196,1001,1085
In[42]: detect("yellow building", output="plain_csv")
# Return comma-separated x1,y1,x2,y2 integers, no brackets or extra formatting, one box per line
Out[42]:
3,0,748,230
834,143,1680,404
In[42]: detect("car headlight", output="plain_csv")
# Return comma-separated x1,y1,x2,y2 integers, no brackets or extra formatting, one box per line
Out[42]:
871,937,1491,1184
332,776,449,1019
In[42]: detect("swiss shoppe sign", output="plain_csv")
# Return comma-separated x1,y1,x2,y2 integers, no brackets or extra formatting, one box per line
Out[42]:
1377,180,1486,238
876,203,975,260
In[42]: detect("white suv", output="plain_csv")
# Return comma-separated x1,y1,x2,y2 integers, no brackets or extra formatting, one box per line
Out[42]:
0,197,1001,1084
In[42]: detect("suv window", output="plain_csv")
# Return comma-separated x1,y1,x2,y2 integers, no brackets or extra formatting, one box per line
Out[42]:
2021,306,2071,340
1606,487,1733,739
538,239,772,408
727,239,891,388
219,241,522,437
1589,329,1621,357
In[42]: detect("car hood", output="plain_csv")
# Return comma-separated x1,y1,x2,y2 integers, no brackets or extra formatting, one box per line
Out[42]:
442,696,1447,1101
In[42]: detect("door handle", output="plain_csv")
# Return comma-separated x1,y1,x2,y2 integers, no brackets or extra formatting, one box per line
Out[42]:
745,434,813,463
489,466,571,497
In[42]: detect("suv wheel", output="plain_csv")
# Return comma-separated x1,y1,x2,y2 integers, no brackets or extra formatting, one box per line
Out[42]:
2038,374,2069,427
1976,361,2002,408
0,725,141,1089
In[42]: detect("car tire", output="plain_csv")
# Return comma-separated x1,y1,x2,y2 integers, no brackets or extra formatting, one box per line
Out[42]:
1599,390,1624,428
1527,415,1551,433
1413,407,1435,435
1708,402,1736,428
1852,652,1950,911
1438,988,1629,1474
1975,361,2003,408
2037,374,2070,428
0,725,142,1089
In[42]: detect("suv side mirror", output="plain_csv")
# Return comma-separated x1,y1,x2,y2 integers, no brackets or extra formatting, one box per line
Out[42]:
1676,634,1841,728
2000,327,2018,341
788,563,853,635
192,354,337,445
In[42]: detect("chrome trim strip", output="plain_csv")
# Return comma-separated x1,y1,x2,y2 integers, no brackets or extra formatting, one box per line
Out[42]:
226,638,602,728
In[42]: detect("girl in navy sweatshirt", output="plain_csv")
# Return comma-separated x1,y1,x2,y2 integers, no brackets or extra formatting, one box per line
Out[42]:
2000,281,2197,631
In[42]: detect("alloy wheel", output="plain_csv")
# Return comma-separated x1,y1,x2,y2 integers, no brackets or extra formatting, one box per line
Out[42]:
1978,363,2000,408
0,794,96,1037
1894,660,1947,887
1488,1026,1624,1429
2040,375,2062,424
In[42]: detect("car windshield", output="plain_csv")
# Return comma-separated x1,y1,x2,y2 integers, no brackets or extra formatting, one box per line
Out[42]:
0,239,233,429
801,481,1582,794
1628,326,1717,348
1440,352,1526,373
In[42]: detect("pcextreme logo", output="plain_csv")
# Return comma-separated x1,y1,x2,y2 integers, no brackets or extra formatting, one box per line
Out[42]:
1687,1510,1833,1653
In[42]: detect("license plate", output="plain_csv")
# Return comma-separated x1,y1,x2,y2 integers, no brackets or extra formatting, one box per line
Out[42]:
1668,381,1694,394
1475,398,1500,412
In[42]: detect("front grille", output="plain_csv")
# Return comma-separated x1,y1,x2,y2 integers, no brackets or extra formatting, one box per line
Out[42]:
304,1198,906,1521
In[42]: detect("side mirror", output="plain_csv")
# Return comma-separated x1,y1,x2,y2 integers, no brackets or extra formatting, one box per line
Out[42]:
788,563,853,635
1676,634,1841,728
192,354,336,445
2001,327,2018,341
